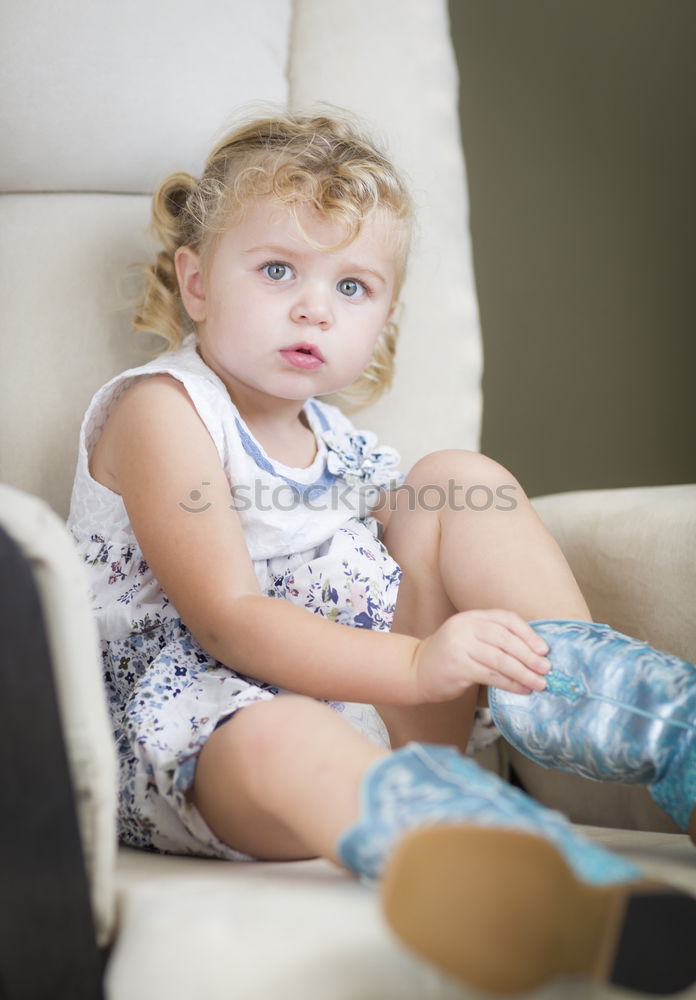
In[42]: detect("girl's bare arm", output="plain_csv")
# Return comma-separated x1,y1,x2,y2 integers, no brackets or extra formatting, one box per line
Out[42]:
96,375,422,707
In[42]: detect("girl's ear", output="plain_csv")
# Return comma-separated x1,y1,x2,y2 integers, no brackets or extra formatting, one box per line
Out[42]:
175,247,206,323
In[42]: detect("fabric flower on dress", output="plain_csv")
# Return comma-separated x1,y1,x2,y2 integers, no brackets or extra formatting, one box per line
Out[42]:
322,428,404,490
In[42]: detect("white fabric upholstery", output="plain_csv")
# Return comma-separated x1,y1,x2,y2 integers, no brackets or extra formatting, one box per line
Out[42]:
0,484,118,947
107,852,467,999
107,829,696,1000
532,484,696,663
0,0,291,192
0,194,153,515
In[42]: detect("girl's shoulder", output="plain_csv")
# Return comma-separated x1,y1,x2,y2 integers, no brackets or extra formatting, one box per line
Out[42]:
70,337,234,533
81,335,231,459
88,374,194,489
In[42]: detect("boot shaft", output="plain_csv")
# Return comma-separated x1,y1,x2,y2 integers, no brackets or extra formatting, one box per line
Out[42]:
489,620,696,831
336,741,642,885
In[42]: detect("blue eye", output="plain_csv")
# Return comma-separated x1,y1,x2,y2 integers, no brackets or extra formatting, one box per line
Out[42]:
338,278,367,299
263,262,293,281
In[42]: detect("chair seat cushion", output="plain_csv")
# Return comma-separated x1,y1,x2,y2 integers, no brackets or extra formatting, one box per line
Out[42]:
106,830,696,1000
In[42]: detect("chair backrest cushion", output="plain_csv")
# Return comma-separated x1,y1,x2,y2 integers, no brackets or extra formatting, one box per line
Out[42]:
1,0,481,517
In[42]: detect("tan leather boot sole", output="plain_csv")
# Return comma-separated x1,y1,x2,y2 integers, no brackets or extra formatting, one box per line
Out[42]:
381,825,696,995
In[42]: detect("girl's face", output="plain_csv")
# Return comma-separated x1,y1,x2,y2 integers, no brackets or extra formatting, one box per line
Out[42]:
175,196,399,411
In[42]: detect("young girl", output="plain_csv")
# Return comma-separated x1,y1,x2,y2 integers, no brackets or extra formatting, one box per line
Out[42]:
68,111,695,995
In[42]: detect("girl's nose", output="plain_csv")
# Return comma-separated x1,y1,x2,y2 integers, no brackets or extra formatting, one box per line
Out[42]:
290,288,333,329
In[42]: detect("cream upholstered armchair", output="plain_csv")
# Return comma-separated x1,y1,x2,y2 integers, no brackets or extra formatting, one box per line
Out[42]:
1,3,695,998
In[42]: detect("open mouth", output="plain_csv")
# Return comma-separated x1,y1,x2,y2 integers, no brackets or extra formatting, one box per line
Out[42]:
280,343,325,370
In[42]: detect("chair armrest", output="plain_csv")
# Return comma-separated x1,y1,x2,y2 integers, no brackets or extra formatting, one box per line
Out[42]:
532,484,696,663
0,521,105,997
0,484,118,947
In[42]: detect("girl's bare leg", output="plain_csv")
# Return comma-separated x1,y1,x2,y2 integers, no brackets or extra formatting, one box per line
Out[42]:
190,695,387,862
376,449,591,751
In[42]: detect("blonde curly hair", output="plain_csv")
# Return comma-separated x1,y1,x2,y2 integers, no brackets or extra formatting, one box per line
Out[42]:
133,111,414,410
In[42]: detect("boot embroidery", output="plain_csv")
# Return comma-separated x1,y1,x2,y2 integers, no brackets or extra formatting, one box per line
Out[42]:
545,669,694,731
546,670,585,700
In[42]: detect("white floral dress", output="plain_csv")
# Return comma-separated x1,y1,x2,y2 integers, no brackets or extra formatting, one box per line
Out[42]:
67,335,496,860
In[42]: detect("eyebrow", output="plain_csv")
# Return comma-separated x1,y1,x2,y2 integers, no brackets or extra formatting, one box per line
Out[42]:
245,244,388,286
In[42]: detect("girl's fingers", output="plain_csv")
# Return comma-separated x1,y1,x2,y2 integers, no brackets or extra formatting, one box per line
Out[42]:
470,649,547,692
490,678,533,696
475,609,550,657
478,670,532,694
474,619,551,676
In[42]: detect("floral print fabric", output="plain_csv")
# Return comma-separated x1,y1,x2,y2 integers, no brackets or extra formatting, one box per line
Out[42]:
84,517,399,859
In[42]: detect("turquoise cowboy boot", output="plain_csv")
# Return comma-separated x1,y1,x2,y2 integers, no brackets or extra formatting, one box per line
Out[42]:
488,620,696,842
336,741,696,995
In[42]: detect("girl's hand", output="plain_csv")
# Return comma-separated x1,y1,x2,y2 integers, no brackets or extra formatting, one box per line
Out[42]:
410,609,551,703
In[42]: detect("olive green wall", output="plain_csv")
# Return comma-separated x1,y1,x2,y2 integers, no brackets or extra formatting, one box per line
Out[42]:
448,0,696,497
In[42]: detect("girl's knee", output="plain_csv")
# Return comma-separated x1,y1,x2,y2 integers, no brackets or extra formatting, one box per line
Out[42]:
406,449,518,489
398,451,525,519
386,448,529,532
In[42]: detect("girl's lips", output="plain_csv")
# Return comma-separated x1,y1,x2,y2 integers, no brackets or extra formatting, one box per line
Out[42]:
279,344,325,370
